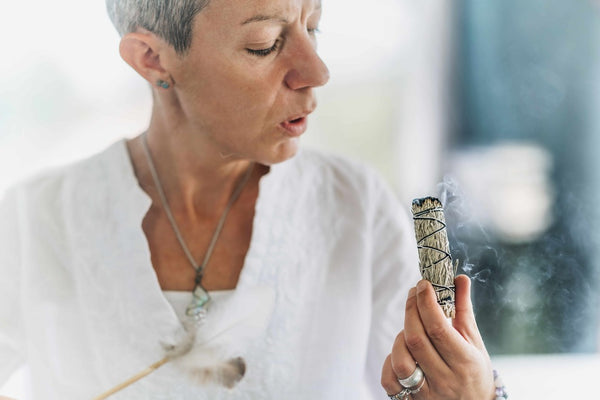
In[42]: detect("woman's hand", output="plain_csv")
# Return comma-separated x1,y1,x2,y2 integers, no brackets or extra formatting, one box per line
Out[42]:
381,275,495,399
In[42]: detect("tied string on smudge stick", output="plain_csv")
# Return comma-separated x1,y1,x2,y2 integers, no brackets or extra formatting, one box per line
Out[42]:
411,197,458,319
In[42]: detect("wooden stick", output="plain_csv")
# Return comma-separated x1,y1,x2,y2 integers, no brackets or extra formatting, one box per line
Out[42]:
411,197,456,318
92,357,170,400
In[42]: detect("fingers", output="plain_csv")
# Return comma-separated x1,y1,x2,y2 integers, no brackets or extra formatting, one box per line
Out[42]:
383,332,432,399
453,275,485,348
391,330,419,381
382,278,495,399
381,354,403,395
403,285,451,377
413,280,474,367
453,275,474,327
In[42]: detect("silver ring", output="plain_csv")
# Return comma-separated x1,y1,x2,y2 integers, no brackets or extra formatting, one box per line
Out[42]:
408,376,426,394
389,376,427,400
388,388,411,400
398,365,424,389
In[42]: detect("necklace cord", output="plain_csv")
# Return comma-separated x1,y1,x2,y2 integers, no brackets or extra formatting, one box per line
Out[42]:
141,132,254,278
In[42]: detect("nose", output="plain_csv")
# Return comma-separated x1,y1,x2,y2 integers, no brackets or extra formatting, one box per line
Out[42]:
284,35,330,90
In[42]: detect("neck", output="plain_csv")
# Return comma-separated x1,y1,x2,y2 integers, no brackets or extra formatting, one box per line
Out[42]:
128,124,263,219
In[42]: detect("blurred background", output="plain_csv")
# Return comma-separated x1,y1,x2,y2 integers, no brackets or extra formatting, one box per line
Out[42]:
2,0,600,398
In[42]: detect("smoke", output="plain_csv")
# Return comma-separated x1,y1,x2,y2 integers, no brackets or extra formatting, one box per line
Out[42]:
437,175,499,285
436,174,599,354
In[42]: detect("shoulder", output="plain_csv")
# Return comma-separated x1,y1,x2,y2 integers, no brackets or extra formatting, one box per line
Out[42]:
293,146,374,178
274,147,405,230
290,147,391,200
4,140,128,218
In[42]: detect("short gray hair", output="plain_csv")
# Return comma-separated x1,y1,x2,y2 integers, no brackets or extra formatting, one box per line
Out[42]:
106,0,210,55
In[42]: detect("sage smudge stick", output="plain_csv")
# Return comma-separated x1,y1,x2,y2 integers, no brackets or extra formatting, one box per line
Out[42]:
411,197,457,318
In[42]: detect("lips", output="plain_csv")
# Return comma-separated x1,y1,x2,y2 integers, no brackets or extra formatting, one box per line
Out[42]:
280,117,308,137
279,108,314,137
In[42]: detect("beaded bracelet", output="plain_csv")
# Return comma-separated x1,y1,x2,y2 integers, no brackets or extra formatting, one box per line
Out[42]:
493,369,508,399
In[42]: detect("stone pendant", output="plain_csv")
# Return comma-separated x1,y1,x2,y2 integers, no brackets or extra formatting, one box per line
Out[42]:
185,284,211,321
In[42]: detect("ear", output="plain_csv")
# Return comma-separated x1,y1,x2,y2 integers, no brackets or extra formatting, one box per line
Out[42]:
119,31,176,88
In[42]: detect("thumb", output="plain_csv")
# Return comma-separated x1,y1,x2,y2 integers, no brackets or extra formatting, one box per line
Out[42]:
453,275,485,347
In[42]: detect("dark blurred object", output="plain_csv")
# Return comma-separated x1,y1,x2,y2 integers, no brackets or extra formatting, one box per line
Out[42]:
450,0,600,354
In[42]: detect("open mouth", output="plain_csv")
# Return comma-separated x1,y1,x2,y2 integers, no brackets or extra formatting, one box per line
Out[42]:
280,116,308,136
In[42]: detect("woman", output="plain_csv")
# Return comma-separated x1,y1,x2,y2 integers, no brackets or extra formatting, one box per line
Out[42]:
0,0,502,399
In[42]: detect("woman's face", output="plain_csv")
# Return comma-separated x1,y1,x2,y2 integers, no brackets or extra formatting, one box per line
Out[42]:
167,0,329,165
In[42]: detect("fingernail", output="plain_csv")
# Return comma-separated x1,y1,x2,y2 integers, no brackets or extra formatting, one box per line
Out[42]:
408,287,417,298
417,280,429,293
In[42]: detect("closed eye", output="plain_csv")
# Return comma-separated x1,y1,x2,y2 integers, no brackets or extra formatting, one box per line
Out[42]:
246,40,281,57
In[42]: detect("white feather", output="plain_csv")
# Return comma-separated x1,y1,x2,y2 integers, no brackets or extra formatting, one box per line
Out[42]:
162,286,275,388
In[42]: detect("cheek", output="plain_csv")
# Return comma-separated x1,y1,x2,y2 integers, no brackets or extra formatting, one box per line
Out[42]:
203,74,282,123
178,52,286,127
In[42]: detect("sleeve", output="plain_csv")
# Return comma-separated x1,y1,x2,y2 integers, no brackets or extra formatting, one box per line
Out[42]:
363,174,422,399
0,188,26,384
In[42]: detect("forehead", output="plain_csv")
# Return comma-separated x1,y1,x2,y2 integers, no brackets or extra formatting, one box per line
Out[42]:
201,0,321,24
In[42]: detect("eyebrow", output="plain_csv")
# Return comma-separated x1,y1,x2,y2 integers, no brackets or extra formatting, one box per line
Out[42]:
241,14,289,25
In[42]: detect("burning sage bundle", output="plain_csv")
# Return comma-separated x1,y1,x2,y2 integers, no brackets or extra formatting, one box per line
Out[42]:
411,197,457,318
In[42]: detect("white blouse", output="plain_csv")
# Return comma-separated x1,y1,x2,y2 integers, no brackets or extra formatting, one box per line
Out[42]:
0,140,420,400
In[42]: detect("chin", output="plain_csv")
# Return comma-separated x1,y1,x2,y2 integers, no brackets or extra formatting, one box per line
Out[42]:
261,138,301,166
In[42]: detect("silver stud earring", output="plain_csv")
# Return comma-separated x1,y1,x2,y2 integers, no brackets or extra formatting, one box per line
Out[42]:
156,80,170,89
